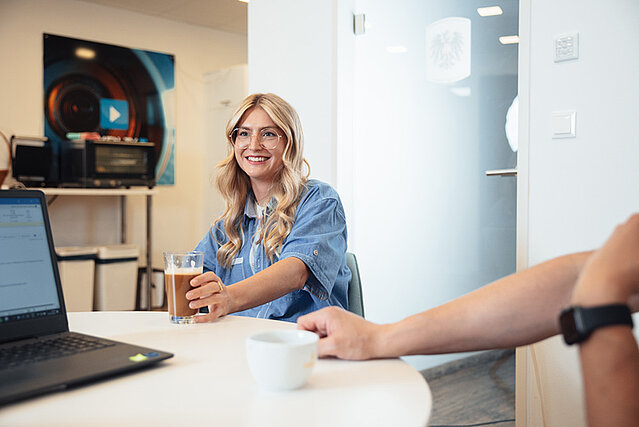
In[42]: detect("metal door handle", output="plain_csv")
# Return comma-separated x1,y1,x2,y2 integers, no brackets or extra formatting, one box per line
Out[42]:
485,168,517,177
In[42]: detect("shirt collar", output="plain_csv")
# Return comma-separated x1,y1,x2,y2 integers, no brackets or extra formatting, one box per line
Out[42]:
244,192,276,219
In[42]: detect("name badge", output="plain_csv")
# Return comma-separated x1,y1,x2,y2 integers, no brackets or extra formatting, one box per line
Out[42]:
233,257,244,265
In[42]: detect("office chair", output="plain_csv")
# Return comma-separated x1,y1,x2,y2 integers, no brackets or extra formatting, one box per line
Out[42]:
346,252,365,318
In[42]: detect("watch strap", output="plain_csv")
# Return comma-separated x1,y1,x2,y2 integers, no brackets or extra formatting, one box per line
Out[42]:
560,304,634,345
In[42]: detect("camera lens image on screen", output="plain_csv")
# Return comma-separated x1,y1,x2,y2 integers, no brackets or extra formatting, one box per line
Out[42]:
43,34,176,185
49,76,104,133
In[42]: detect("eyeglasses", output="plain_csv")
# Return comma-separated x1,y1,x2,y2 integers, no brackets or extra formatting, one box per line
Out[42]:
230,127,283,150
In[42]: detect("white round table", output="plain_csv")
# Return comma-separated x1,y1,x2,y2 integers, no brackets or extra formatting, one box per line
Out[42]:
0,312,432,426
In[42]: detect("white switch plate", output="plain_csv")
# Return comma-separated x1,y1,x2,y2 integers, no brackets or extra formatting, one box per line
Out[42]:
554,32,579,62
353,14,365,35
552,111,576,138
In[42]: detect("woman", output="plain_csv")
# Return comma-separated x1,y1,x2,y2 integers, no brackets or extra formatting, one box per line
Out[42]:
188,93,350,323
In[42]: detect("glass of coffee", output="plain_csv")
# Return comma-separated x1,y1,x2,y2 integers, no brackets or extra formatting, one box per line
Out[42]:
163,251,203,324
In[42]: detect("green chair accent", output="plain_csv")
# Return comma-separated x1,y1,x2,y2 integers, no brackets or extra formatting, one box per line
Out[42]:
346,252,364,318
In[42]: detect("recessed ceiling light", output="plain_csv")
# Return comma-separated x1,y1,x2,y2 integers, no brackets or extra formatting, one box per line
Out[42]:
477,6,503,17
386,45,408,54
238,0,249,3
450,87,471,97
75,47,95,59
499,35,519,45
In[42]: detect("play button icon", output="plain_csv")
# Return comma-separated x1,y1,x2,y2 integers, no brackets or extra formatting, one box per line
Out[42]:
109,105,121,123
100,99,129,130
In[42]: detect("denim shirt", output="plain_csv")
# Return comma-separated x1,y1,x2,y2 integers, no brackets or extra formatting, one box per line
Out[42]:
195,179,350,322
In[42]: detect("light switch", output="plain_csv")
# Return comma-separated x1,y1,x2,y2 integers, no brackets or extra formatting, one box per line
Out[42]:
554,32,579,62
353,14,366,35
552,111,576,138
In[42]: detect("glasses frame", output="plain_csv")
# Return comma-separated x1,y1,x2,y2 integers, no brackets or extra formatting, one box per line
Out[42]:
230,127,284,150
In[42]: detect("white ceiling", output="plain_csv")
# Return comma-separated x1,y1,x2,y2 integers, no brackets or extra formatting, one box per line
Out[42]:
77,0,247,34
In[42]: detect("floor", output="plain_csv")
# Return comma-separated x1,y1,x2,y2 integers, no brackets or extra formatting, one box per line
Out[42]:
420,349,515,427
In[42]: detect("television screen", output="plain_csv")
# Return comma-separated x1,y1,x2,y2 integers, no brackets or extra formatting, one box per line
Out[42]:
43,34,175,185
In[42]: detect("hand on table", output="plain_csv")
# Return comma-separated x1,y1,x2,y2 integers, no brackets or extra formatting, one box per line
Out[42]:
186,271,233,323
573,213,639,311
297,307,384,360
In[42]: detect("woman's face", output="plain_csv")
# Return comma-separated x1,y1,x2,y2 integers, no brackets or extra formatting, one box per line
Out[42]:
233,107,286,190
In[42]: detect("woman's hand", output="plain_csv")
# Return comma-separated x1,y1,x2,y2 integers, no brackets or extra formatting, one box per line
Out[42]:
186,271,233,323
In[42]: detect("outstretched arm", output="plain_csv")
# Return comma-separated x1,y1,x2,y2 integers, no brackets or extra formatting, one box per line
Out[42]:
299,250,592,359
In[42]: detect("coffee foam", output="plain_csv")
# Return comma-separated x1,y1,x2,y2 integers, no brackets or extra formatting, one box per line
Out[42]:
164,266,203,275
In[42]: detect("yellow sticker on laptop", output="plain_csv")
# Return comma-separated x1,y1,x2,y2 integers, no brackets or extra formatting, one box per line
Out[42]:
129,353,148,363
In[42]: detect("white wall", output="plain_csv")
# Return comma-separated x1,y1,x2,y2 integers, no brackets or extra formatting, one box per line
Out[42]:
248,0,338,186
519,0,639,425
204,64,249,229
0,0,247,268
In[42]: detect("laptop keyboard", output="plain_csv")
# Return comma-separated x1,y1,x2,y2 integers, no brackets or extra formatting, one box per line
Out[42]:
0,333,116,370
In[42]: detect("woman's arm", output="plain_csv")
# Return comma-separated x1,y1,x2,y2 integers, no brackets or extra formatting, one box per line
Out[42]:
228,257,310,312
298,251,593,359
187,257,309,322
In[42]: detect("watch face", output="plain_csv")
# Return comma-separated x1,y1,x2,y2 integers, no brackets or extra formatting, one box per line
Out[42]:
560,307,580,345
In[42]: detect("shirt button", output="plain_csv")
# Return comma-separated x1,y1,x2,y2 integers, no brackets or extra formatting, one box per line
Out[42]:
313,250,318,256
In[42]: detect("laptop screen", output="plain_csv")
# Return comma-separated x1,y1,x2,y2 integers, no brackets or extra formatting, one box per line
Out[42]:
0,196,62,324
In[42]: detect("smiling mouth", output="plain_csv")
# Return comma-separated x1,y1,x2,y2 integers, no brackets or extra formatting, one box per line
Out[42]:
246,156,269,162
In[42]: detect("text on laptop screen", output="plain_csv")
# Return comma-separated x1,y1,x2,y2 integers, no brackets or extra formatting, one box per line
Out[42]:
0,198,61,323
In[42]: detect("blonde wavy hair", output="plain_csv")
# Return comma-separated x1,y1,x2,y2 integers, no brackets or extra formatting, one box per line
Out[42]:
214,93,310,269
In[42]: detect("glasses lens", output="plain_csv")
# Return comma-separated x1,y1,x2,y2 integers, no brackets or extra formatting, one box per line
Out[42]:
231,129,246,147
231,128,281,149
259,129,280,149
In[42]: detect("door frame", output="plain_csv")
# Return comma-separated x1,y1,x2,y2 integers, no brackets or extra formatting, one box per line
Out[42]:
515,0,532,425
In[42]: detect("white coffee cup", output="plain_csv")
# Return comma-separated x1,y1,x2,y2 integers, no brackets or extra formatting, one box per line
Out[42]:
246,329,319,391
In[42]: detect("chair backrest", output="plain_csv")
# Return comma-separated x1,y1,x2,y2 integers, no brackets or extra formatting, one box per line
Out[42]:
345,252,364,317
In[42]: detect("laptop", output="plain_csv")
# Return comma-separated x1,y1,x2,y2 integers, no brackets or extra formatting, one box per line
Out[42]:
0,189,173,405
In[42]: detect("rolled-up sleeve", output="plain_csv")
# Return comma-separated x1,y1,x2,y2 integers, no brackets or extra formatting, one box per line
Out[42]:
279,188,348,301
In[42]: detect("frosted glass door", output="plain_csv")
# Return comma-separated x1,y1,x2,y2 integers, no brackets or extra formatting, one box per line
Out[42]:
352,0,518,369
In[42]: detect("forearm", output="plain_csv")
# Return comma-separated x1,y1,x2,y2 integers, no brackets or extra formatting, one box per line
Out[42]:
227,257,310,313
580,327,639,427
573,283,639,427
374,251,592,358
569,231,639,427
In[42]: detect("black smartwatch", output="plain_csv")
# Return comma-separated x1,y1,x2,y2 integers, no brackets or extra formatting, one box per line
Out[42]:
559,304,634,345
